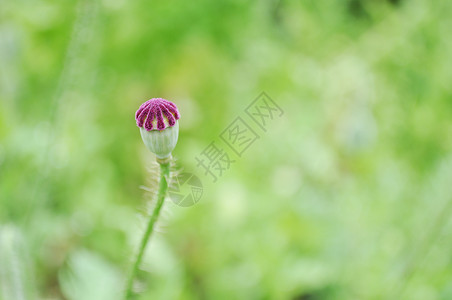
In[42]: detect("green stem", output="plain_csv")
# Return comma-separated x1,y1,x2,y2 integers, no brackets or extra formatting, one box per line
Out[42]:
124,161,170,299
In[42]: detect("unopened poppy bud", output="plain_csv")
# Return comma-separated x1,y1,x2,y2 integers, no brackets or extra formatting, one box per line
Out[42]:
135,98,180,159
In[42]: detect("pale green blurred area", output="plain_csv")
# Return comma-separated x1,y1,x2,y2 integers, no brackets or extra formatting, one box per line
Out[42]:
1,0,452,299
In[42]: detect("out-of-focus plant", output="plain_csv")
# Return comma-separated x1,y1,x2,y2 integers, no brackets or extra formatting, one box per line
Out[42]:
0,225,36,300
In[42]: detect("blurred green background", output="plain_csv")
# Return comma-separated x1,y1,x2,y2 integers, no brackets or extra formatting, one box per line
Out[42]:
1,0,452,299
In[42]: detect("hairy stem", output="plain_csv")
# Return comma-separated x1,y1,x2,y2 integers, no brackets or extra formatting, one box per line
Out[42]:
124,161,170,299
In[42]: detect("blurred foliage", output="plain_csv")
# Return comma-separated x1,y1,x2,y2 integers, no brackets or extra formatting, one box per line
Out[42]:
1,0,452,299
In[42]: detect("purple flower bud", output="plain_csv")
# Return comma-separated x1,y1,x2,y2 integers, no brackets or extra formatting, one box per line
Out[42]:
135,98,181,159
135,98,180,131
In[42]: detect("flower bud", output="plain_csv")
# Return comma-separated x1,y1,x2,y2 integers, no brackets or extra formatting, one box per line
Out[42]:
135,98,180,159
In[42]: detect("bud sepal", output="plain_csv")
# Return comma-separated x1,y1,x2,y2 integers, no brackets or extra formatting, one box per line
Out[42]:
139,120,179,159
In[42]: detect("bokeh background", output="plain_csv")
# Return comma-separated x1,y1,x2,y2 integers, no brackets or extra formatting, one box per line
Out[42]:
1,0,452,299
